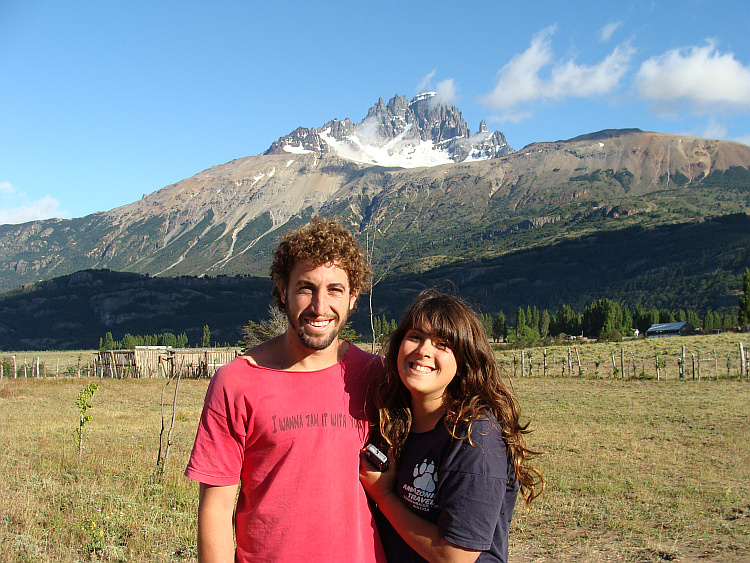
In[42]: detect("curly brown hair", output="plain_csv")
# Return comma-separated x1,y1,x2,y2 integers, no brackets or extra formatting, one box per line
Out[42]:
270,216,371,312
373,289,545,508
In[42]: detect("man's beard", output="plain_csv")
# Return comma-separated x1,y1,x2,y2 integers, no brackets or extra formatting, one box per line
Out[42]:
290,311,349,351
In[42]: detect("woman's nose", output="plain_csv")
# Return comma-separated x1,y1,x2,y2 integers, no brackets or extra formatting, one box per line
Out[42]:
414,340,433,357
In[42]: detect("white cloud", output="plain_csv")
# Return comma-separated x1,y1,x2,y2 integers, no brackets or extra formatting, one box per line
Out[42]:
547,45,633,98
433,78,457,105
479,26,555,118
416,69,436,93
0,181,15,193
599,22,622,42
479,26,633,122
0,196,67,225
636,40,750,113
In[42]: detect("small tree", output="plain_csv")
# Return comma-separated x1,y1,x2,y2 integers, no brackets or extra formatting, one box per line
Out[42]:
75,383,99,459
201,325,211,348
739,267,750,325
240,306,288,349
100,332,115,351
492,312,507,342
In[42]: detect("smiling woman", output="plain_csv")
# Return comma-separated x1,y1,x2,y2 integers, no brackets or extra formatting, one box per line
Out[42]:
360,289,544,563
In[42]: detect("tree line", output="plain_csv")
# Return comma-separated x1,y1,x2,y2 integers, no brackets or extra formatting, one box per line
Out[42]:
99,325,212,350
483,298,741,346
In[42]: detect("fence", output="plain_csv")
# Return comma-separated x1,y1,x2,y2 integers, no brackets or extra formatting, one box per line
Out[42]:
0,347,241,379
497,342,750,380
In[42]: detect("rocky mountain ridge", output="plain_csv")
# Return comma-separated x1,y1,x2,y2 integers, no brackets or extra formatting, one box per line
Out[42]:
264,92,512,167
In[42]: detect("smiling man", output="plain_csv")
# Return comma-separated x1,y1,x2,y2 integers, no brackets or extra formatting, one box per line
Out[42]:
185,217,386,563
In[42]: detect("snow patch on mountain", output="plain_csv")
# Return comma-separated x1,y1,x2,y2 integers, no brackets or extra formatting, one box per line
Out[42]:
270,92,513,167
317,124,453,168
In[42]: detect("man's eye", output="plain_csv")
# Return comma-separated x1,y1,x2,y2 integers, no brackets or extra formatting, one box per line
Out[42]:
435,341,449,350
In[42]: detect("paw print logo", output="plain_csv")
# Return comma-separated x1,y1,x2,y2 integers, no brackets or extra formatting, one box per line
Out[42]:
413,459,437,493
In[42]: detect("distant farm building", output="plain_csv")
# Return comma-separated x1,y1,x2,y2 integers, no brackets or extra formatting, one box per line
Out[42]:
646,322,694,338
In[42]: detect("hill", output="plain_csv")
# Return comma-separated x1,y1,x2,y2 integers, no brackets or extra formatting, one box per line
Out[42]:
2,213,748,350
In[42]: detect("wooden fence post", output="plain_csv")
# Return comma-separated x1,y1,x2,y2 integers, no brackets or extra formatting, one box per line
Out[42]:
543,349,548,378
695,350,701,381
12,355,16,379
655,354,660,380
691,353,696,380
741,343,747,378
521,350,525,378
714,349,719,380
620,348,625,379
36,356,40,377
681,346,686,379
567,348,572,377
575,348,583,378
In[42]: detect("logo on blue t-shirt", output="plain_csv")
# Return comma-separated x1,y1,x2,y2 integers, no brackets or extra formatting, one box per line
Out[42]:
401,458,438,513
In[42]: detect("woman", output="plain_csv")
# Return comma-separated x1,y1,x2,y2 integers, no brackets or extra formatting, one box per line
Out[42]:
360,289,544,563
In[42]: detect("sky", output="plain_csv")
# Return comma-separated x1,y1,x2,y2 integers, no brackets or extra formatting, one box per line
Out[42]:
2,0,750,224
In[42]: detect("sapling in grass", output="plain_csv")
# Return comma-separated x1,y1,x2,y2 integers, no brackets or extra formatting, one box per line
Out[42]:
74,382,98,459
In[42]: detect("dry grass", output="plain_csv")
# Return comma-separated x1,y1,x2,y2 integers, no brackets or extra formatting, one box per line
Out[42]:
0,376,208,562
510,377,750,562
0,342,748,562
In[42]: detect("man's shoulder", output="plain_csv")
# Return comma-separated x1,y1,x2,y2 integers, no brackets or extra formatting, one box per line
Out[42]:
344,343,383,369
241,335,284,368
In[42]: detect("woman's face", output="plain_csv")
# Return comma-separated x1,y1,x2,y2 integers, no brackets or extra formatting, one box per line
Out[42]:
397,326,458,404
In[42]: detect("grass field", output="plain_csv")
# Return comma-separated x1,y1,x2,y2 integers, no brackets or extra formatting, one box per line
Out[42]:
0,341,749,562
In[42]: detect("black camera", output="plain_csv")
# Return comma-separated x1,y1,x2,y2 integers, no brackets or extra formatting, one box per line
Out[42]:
363,443,390,472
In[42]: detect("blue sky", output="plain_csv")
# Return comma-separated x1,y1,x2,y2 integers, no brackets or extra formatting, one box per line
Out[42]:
2,0,750,224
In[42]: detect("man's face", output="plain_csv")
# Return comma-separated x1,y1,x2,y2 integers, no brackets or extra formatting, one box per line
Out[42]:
277,260,359,351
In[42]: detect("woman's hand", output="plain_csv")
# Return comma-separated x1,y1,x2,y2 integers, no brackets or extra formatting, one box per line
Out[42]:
359,446,396,505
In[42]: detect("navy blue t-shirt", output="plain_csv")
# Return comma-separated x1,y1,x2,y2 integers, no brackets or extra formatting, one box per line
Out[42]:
374,415,519,563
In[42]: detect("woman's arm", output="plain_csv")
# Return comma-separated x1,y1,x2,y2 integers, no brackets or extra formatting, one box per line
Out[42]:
359,454,480,563
197,483,236,563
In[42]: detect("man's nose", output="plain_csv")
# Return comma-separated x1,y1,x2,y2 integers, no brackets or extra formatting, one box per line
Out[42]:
309,290,328,314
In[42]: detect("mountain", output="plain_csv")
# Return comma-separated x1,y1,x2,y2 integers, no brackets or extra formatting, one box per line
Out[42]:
264,92,512,167
2,93,750,349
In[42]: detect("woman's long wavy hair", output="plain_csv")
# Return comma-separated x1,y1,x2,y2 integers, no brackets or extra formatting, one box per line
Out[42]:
373,289,545,508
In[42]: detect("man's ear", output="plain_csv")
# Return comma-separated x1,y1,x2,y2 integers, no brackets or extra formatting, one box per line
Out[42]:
349,289,360,310
276,281,286,304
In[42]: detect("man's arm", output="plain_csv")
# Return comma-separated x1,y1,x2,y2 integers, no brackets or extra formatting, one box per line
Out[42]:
197,483,237,563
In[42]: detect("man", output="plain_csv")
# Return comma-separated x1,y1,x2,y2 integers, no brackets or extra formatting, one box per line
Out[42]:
185,217,386,562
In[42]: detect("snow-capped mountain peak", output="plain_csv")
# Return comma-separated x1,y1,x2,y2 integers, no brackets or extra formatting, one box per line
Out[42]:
264,93,512,168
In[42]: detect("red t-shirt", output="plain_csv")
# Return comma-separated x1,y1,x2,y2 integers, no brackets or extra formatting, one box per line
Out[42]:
185,344,385,563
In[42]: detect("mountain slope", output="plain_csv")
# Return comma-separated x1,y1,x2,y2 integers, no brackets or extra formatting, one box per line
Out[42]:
1,96,750,296
2,213,748,350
